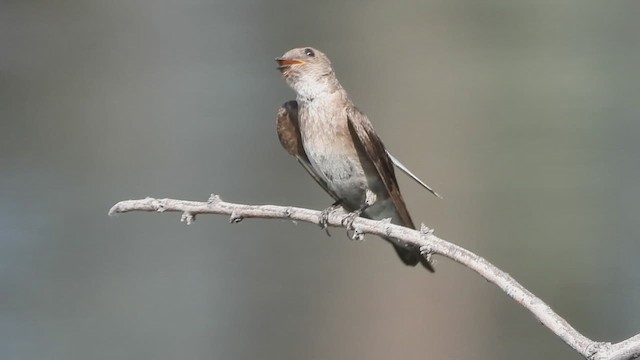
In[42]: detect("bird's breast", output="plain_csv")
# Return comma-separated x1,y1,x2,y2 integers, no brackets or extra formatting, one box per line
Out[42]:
298,101,369,205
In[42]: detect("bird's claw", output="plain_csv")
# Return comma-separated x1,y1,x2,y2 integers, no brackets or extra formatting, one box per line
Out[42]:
341,191,375,241
341,211,360,229
342,210,364,241
319,200,343,237
319,207,333,236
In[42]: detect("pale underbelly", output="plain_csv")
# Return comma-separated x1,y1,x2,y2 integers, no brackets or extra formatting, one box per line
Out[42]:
306,152,368,204
305,151,397,220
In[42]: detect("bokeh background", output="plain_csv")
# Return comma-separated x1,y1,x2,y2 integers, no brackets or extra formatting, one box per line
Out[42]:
2,1,640,359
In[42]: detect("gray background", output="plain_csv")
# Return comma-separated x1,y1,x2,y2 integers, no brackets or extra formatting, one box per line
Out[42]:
2,1,640,359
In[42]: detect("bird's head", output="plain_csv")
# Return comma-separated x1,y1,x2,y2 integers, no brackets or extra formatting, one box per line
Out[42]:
275,47,338,99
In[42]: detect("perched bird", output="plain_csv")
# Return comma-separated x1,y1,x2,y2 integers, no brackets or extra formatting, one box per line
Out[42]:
275,47,440,271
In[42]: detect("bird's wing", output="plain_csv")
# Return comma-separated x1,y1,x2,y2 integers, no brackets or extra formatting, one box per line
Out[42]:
386,151,442,199
345,105,414,228
276,101,339,201
347,106,435,272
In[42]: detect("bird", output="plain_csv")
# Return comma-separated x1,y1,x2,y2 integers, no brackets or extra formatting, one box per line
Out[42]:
275,47,440,272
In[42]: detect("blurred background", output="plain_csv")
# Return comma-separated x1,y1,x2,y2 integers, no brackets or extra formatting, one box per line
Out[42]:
2,1,640,359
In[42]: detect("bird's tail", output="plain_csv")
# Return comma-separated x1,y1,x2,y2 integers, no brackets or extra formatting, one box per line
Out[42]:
385,237,435,273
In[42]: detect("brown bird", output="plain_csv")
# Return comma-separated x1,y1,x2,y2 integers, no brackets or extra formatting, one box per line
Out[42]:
275,47,440,271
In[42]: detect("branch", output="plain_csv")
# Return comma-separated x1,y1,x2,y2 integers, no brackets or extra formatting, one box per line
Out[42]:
108,195,640,360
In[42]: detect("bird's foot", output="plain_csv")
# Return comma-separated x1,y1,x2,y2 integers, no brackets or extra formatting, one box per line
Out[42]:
342,190,377,241
319,199,343,236
341,209,361,230
342,210,364,241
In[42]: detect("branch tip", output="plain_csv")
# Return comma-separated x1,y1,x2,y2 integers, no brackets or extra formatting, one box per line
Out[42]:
108,204,120,216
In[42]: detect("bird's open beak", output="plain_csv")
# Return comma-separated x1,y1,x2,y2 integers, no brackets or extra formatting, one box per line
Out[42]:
275,58,304,76
275,58,305,68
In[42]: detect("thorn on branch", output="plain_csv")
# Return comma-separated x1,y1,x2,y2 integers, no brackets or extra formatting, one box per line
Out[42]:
420,223,434,235
181,212,195,225
283,207,301,227
229,211,243,223
153,198,166,213
586,342,609,360
380,217,392,236
208,194,221,205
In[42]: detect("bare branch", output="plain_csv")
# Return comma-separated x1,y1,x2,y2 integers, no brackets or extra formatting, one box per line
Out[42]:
594,334,640,360
108,195,640,360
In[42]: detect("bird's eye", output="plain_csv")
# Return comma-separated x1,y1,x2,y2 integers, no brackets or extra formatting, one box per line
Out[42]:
304,48,315,57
